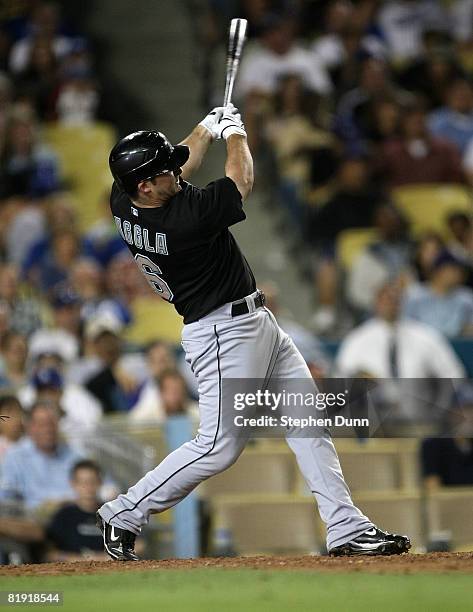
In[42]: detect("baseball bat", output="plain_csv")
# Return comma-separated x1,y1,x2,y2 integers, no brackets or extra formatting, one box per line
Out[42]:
223,18,248,106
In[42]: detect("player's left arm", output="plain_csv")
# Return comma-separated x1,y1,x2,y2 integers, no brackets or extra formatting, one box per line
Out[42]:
178,125,213,180
178,107,225,180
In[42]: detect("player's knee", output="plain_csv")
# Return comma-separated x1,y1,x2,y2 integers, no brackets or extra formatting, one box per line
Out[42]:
212,443,244,473
192,435,245,474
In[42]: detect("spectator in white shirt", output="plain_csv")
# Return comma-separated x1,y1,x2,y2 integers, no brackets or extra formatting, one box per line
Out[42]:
337,280,465,423
8,3,74,74
237,13,332,100
311,0,354,72
19,363,102,447
337,281,465,379
311,0,386,86
56,67,99,126
28,285,81,364
377,1,446,62
449,0,473,44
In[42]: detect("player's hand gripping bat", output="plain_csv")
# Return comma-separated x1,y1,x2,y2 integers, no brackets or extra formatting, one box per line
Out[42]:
223,18,248,106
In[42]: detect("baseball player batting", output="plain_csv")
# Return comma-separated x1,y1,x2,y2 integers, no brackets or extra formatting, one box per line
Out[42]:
96,103,411,560
97,13,409,558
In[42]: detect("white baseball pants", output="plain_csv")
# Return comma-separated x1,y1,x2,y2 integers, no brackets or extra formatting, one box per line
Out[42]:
99,292,373,550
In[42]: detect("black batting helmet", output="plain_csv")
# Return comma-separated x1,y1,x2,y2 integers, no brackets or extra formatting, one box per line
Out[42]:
109,131,190,195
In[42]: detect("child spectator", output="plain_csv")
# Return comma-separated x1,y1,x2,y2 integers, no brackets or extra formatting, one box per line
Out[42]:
45,460,107,561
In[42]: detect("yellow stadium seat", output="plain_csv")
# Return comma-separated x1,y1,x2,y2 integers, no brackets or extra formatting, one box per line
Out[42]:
392,184,473,237
458,49,473,74
199,447,296,497
425,487,473,551
210,494,322,555
295,439,420,494
43,122,116,230
335,439,420,492
336,228,378,270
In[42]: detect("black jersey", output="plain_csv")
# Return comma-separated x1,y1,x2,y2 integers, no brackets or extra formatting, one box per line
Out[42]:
110,176,256,323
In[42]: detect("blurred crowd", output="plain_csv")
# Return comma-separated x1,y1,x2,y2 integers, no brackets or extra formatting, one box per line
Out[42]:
200,0,473,493
0,1,472,563
0,1,200,564
202,0,473,339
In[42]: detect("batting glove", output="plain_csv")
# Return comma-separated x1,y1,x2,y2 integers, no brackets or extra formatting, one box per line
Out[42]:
199,106,226,139
213,103,247,140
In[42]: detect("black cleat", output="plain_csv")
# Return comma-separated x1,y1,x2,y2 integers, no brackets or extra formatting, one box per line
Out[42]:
329,527,411,556
96,512,140,561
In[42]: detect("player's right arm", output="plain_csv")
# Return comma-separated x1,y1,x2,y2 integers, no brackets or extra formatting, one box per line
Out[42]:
225,133,254,201
216,105,253,201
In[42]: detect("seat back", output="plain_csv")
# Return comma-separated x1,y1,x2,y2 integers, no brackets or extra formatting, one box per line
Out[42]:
425,487,473,550
295,440,420,493
336,228,378,270
199,448,296,497
211,494,321,554
392,184,472,237
43,122,116,230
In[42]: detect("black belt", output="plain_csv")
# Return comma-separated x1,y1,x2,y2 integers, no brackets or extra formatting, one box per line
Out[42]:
231,291,265,317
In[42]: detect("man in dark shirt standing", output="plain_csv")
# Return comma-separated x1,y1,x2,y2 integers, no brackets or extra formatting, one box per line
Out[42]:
422,386,473,488
96,104,410,560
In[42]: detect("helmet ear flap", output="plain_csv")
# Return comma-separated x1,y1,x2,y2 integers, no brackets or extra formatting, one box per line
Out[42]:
169,145,190,170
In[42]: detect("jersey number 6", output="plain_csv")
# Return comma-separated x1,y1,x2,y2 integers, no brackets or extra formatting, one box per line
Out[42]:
134,254,174,302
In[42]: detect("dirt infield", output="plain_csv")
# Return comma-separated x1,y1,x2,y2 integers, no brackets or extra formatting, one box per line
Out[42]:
1,552,472,577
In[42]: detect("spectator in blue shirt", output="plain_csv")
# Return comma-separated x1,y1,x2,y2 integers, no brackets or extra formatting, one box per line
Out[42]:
0,400,81,511
1,108,60,199
402,250,473,338
428,78,473,154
